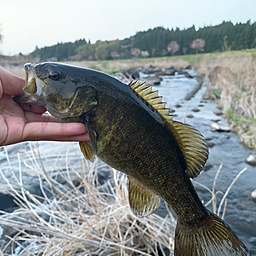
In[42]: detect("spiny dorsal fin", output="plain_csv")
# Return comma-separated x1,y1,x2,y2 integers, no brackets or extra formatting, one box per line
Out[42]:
169,121,208,178
128,176,160,217
128,80,208,178
128,80,170,119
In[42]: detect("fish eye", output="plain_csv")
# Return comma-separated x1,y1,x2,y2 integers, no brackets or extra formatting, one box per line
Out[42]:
49,71,62,81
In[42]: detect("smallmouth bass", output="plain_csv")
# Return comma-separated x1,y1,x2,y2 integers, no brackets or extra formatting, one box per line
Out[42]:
14,63,249,255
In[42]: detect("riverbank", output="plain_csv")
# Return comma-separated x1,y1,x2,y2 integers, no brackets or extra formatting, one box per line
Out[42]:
193,51,256,149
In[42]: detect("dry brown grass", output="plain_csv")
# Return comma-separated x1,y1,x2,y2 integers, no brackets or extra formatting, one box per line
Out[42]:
0,144,175,256
194,52,256,149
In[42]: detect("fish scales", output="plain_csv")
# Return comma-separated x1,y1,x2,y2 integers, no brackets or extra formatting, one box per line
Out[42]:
91,86,207,225
14,62,249,255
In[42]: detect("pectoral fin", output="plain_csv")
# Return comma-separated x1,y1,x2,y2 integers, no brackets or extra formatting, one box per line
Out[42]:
128,176,160,217
82,120,97,154
79,141,95,162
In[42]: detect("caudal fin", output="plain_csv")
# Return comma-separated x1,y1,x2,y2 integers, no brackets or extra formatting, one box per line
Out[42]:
175,212,248,256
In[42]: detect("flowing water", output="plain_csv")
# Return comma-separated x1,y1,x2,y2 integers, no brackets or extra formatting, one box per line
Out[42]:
0,70,255,251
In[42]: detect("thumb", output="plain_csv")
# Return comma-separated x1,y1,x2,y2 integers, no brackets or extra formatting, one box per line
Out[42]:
0,67,25,97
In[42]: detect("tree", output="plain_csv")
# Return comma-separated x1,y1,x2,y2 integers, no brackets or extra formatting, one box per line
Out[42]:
95,41,110,60
167,41,180,55
190,38,206,53
77,43,95,60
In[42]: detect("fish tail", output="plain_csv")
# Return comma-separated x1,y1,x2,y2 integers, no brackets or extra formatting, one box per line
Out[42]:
175,212,248,256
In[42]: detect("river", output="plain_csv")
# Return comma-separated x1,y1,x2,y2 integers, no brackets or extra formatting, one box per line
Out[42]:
0,70,255,252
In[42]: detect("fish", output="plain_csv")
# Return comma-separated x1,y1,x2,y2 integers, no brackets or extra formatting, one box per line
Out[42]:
14,62,249,255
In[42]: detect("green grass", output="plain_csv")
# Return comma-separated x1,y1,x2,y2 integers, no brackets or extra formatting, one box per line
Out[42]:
108,68,124,75
226,109,242,125
226,109,256,126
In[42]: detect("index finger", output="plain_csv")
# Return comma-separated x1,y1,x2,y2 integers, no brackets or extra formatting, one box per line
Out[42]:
0,66,25,96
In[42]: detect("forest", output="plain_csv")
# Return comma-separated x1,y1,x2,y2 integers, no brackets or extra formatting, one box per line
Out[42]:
31,20,256,61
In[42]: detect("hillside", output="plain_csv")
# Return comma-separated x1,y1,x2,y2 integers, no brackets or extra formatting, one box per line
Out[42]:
31,20,256,62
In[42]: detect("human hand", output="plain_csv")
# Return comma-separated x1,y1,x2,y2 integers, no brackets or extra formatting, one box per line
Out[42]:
0,66,89,146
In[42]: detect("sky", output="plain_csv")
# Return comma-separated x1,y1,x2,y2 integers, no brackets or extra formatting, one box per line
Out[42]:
0,0,256,56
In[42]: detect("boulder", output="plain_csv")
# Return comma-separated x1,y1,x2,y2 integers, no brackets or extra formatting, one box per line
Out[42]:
204,162,213,172
214,110,223,116
122,68,139,80
175,104,182,108
246,155,256,166
207,141,215,148
156,67,176,76
202,93,210,100
144,75,162,86
169,109,175,113
142,65,162,74
186,114,194,118
210,123,231,132
176,69,193,78
184,71,193,78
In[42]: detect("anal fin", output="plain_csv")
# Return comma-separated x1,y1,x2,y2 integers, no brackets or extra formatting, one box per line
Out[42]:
128,176,160,217
79,141,95,162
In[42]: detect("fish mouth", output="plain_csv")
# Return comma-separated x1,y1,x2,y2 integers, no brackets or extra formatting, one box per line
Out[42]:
14,63,46,106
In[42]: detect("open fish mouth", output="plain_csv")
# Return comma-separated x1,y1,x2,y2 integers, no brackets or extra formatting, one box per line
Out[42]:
14,63,46,106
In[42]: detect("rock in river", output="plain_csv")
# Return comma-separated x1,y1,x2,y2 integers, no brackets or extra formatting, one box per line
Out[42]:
246,155,256,166
144,75,162,86
214,110,223,116
122,68,139,80
204,162,213,172
251,189,256,200
186,114,194,118
192,108,200,112
156,67,176,76
210,123,231,132
207,141,215,148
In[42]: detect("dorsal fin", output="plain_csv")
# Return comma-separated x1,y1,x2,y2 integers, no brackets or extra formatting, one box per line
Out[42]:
128,80,171,120
169,121,208,178
128,80,208,178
